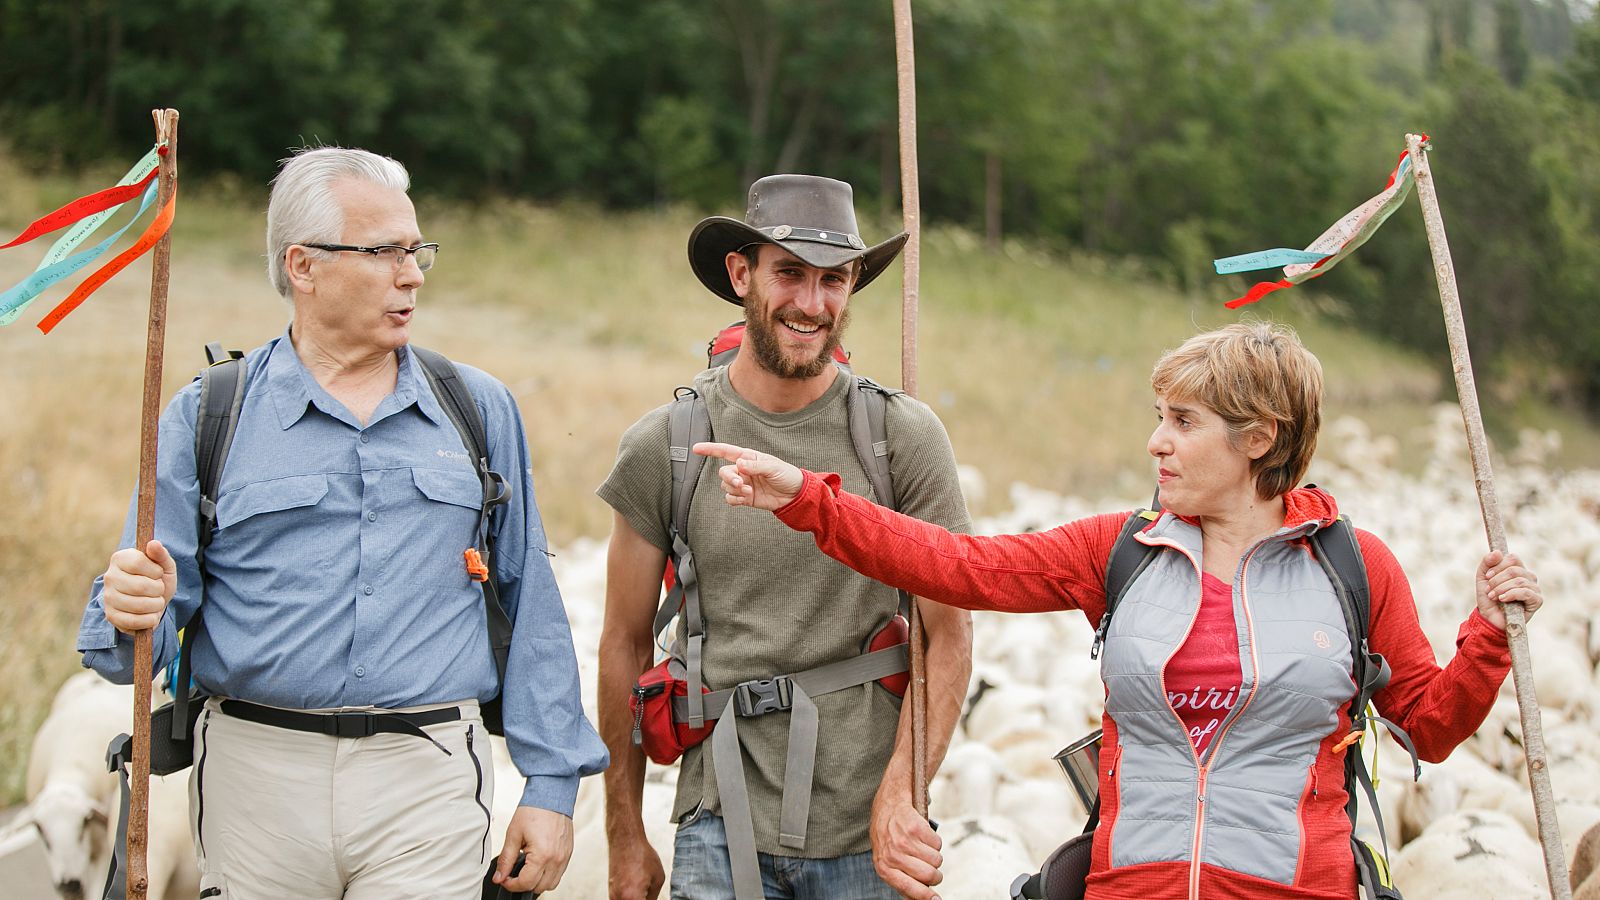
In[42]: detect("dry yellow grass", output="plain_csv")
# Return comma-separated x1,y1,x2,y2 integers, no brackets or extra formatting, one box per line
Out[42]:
2,166,1594,803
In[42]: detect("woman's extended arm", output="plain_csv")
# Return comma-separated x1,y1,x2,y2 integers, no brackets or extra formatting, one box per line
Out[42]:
694,441,1119,616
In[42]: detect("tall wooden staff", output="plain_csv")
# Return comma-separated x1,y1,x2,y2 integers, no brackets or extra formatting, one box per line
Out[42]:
127,107,179,900
890,0,931,816
1405,132,1571,900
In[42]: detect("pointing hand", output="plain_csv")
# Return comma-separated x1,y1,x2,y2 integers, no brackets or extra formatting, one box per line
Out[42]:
693,442,805,512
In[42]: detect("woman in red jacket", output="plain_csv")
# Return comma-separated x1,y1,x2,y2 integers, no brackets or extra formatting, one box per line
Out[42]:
694,322,1543,900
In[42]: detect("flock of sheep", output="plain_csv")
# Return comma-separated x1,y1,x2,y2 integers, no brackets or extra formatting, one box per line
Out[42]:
4,405,1598,899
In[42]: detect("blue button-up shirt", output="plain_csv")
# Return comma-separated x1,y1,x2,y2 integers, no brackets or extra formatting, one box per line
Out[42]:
79,332,608,813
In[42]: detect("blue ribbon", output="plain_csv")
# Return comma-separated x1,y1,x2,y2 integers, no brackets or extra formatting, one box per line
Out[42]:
1213,248,1332,275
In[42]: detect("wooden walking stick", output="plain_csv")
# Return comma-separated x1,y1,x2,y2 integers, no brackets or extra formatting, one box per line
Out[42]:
127,107,179,900
1406,132,1572,900
890,0,931,818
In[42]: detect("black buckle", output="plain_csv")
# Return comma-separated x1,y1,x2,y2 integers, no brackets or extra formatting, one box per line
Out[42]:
732,677,792,717
328,712,377,738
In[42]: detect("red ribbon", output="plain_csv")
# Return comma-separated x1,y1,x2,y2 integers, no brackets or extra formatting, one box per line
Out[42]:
37,187,176,334
0,166,161,251
1224,279,1292,309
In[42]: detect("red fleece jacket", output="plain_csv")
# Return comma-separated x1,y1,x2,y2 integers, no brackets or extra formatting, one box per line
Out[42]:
775,472,1513,900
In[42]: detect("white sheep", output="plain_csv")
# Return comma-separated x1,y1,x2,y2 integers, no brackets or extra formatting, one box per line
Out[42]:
0,672,197,900
3,672,126,899
1391,810,1548,900
1572,820,1600,900
935,814,1036,900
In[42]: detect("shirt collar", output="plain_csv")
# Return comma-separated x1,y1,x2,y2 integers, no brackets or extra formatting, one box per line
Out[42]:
266,327,442,430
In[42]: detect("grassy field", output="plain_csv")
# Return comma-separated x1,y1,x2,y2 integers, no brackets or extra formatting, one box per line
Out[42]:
2,157,1597,803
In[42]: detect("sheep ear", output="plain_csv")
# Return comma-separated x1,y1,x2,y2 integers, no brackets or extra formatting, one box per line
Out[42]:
89,803,109,827
0,812,39,855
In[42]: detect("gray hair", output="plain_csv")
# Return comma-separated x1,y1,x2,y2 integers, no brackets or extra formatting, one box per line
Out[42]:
265,147,410,299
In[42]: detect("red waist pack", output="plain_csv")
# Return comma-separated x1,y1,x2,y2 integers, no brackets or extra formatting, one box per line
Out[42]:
630,660,714,765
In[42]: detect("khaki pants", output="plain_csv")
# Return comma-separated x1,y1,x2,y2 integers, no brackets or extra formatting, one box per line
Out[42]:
189,698,494,900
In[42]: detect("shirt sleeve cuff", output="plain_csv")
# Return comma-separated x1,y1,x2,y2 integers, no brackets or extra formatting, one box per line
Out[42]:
1457,608,1512,661
774,470,836,526
519,774,580,817
77,622,121,652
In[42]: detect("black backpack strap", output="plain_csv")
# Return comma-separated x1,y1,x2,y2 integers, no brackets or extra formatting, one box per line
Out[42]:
1308,514,1418,870
662,386,713,727
1094,509,1160,660
412,347,513,688
173,344,247,739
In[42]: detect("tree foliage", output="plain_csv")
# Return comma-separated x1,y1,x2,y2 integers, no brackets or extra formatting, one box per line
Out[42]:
2,0,1598,410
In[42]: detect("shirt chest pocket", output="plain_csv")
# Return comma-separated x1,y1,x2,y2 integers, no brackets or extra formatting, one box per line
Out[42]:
411,466,485,513
214,473,330,529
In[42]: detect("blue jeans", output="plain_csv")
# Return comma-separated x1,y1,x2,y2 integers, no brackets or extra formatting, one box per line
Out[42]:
670,812,899,900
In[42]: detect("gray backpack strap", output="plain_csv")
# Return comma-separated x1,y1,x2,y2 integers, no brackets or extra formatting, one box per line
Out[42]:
663,387,713,727
846,375,913,620
846,375,897,511
707,708,766,899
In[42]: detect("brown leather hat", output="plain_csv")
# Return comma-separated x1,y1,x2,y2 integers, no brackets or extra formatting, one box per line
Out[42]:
688,174,908,305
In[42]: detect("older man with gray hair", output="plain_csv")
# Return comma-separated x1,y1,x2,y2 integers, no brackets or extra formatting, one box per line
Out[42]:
78,146,607,899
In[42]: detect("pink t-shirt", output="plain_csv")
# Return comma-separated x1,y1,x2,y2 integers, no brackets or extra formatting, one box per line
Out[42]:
1163,572,1244,757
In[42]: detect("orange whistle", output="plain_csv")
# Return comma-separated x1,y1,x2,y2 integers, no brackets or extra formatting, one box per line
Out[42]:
1333,729,1364,753
464,547,489,582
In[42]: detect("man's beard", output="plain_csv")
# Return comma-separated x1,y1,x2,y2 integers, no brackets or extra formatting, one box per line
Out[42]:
744,282,850,379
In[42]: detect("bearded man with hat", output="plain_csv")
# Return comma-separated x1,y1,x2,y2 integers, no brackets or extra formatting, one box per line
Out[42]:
596,174,973,900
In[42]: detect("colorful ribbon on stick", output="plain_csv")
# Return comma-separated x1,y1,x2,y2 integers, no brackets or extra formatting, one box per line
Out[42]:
1214,135,1424,308
0,144,175,332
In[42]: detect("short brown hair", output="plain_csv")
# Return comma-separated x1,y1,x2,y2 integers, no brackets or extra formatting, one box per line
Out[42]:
1150,322,1323,500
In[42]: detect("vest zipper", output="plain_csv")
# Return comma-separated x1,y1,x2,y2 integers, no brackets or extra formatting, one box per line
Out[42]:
1190,768,1208,900
1147,539,1210,900
1172,540,1269,900
467,724,491,863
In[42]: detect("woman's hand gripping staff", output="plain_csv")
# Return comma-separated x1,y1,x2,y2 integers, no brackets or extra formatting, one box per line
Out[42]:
695,442,806,512
1476,551,1544,629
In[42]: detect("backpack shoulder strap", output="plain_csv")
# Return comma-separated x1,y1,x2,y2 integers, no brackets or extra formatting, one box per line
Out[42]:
411,347,491,478
661,385,713,726
844,374,914,619
667,386,713,545
1309,513,1419,867
173,343,246,740
410,346,514,687
1309,516,1386,714
195,343,246,547
845,375,899,512
1093,509,1160,660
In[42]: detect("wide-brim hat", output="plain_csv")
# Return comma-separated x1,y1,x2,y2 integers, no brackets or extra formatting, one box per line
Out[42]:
689,174,909,305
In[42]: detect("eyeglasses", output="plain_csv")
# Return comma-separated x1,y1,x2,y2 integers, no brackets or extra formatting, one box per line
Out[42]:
302,242,440,272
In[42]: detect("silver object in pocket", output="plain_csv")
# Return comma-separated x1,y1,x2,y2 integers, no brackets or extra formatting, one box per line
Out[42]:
1052,729,1102,815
